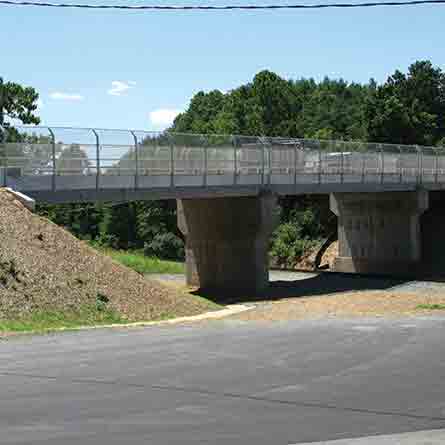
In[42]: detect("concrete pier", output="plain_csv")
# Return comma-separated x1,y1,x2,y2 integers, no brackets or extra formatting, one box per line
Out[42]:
177,193,277,294
330,192,429,276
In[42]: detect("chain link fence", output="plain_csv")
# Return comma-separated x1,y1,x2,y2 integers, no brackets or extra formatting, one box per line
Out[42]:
0,125,444,192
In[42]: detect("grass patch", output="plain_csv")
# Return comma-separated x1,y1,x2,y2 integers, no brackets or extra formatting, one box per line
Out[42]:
0,301,222,335
0,304,127,334
0,293,222,335
96,248,185,275
416,303,445,311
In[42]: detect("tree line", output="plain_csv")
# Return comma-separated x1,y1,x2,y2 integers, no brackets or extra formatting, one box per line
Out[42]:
172,60,445,147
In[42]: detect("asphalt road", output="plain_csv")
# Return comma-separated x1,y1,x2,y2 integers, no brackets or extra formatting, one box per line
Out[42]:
1,317,445,444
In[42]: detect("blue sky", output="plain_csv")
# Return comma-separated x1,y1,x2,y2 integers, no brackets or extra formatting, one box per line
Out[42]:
1,0,444,130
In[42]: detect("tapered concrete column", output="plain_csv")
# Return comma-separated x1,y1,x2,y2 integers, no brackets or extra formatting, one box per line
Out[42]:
177,193,277,294
330,192,429,276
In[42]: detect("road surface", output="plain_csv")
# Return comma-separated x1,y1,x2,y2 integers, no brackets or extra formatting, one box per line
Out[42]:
2,316,445,444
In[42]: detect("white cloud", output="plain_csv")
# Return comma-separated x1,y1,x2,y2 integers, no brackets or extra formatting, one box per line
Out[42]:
49,92,84,101
149,108,182,129
108,80,136,96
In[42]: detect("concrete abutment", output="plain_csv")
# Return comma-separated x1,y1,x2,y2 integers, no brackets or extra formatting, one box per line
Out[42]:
177,193,277,294
330,191,429,276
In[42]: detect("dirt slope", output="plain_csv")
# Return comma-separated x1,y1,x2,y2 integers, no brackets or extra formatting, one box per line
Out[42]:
293,240,338,271
0,189,211,321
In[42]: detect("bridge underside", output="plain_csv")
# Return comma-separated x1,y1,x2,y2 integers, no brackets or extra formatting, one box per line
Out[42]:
175,190,445,294
9,183,445,294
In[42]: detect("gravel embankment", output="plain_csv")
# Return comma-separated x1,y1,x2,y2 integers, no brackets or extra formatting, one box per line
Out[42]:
0,189,214,321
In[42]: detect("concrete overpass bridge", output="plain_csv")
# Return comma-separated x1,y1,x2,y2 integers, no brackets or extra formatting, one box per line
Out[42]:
1,125,445,294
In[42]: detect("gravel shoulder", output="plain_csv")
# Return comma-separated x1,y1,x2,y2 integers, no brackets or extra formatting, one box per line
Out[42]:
240,272,445,321
151,271,445,321
233,289,445,321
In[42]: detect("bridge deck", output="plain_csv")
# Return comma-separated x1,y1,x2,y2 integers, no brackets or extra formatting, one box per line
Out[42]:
9,174,445,203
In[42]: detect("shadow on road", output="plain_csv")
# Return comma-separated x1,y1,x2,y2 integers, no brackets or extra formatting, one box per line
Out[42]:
192,272,409,305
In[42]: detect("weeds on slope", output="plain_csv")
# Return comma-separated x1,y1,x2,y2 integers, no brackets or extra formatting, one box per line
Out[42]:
94,247,185,275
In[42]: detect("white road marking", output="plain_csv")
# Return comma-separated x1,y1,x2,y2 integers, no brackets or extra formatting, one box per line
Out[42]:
290,429,445,444
351,325,379,332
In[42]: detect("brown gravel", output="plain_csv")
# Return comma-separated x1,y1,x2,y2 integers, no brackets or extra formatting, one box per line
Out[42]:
0,189,212,321
319,240,338,269
291,240,339,271
234,290,445,321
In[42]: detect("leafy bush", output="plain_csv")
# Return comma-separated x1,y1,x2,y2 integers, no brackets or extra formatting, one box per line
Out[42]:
144,232,185,261
270,206,327,267
94,232,120,249
270,222,318,267
289,209,322,239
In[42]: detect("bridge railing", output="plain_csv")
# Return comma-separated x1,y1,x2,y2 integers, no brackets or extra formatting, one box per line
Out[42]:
0,125,444,192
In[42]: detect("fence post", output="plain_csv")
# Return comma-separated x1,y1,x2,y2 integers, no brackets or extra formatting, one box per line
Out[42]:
233,136,237,186
0,124,6,187
398,145,403,183
260,137,265,186
318,142,322,185
48,127,56,191
202,136,208,187
294,141,298,186
361,147,366,183
380,144,384,184
417,145,423,185
435,147,439,184
91,129,100,192
130,130,138,190
340,141,344,184
169,134,174,188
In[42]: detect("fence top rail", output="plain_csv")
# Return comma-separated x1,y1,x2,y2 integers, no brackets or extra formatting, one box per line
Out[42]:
1,124,444,153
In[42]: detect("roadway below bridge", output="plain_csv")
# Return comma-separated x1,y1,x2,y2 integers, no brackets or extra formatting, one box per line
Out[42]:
2,313,445,444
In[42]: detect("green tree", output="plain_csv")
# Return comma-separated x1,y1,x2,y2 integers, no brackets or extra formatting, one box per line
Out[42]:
99,203,139,249
170,70,371,141
173,90,226,134
37,203,104,241
0,77,40,136
0,77,42,172
365,61,445,145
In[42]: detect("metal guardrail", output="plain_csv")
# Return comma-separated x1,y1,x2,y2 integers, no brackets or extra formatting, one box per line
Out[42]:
0,125,444,193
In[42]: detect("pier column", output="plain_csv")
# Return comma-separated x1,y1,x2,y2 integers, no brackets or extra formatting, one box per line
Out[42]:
330,192,429,276
177,193,277,294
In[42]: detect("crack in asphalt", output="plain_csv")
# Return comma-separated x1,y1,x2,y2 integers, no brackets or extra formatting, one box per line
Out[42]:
1,370,445,423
